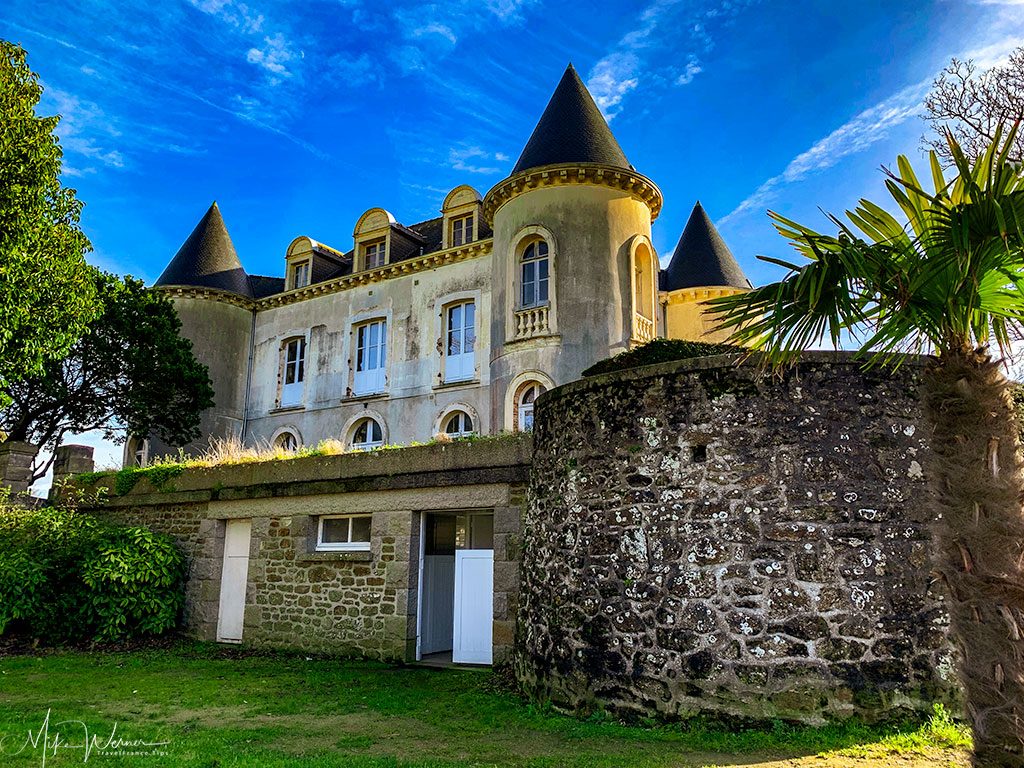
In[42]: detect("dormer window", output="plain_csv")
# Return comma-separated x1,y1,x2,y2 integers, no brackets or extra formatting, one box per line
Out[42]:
364,240,386,270
451,214,474,247
290,260,311,289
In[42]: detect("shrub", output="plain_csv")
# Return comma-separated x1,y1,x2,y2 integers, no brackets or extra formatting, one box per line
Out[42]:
582,339,741,378
0,495,185,643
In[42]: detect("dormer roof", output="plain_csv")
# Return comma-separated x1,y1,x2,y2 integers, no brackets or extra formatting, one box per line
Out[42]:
155,202,252,298
663,202,751,291
512,64,632,175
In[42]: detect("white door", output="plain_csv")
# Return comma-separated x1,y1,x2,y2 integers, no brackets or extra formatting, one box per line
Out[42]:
217,519,251,643
420,555,455,655
452,549,493,664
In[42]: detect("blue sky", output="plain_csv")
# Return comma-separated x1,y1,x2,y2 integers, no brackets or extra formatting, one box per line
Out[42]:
4,0,1024,481
6,0,1024,288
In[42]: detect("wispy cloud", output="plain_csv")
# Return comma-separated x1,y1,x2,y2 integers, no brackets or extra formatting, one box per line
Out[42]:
188,0,264,34
42,84,126,174
448,146,506,174
587,0,757,120
721,31,1024,227
246,32,299,83
721,81,929,226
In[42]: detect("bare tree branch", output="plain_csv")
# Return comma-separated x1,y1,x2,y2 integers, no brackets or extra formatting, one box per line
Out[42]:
923,49,1024,163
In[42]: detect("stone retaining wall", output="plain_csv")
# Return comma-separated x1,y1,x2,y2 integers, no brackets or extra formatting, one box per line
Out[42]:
81,437,530,662
517,352,957,723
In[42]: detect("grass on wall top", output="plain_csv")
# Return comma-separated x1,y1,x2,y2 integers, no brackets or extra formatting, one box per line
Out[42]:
582,339,742,378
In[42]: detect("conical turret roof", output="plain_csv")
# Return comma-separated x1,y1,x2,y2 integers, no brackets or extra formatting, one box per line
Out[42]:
512,64,631,175
664,202,751,291
155,202,251,297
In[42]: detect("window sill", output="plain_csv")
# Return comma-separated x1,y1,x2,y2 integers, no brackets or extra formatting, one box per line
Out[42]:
270,404,305,414
433,378,480,391
342,392,388,403
300,550,373,563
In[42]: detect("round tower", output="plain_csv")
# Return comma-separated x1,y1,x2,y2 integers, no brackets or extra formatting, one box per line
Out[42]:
142,202,255,461
483,64,663,431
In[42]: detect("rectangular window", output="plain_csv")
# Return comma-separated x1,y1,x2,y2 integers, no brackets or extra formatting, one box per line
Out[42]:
280,337,306,407
521,258,549,307
364,241,386,270
451,215,473,247
317,514,372,551
291,260,311,289
445,300,476,382
354,319,387,395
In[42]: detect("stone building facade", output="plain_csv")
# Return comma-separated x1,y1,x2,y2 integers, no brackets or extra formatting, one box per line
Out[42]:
131,64,751,465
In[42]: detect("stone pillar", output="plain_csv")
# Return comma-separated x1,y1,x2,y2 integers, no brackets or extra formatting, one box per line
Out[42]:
0,441,38,496
52,444,95,491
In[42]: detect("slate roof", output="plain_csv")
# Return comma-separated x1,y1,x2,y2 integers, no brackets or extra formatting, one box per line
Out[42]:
155,202,252,297
512,64,632,175
663,202,751,291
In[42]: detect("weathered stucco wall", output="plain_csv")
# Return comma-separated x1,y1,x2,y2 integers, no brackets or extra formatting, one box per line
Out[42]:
517,352,956,724
82,437,530,663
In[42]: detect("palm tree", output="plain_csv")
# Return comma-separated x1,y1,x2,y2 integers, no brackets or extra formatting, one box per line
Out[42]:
710,127,1024,766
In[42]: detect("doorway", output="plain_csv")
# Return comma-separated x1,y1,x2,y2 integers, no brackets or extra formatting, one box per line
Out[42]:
417,511,494,665
217,518,251,643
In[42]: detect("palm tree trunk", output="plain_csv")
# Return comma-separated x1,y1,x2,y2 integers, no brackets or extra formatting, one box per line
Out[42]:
924,345,1024,765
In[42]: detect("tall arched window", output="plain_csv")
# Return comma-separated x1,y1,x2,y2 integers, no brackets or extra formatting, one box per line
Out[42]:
632,241,656,343
515,382,546,432
520,240,550,308
350,417,384,451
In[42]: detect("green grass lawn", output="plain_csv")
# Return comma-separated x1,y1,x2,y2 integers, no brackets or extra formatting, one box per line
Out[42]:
0,643,969,767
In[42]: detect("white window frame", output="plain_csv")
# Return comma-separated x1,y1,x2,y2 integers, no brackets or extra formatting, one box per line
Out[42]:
290,260,311,290
350,417,384,451
520,240,550,309
451,214,474,247
354,319,387,395
280,337,306,407
444,300,476,383
364,240,386,270
316,514,372,552
517,382,545,432
130,437,149,468
443,410,475,438
275,431,299,451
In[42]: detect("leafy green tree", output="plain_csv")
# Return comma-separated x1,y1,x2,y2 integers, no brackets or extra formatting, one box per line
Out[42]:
0,40,98,395
711,129,1024,765
0,268,215,483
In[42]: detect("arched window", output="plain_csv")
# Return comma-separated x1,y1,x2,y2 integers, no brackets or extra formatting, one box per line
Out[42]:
632,241,656,343
515,382,546,432
443,410,474,438
128,437,149,468
520,240,550,308
351,417,384,451
275,431,299,452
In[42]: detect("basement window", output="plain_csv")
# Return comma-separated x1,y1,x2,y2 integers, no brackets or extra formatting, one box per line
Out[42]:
317,515,372,551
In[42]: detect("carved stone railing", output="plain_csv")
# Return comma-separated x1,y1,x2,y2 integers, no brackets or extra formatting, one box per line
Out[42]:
633,313,655,343
514,305,550,339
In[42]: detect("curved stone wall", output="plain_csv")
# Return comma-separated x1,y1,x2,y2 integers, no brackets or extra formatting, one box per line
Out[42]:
517,352,957,724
